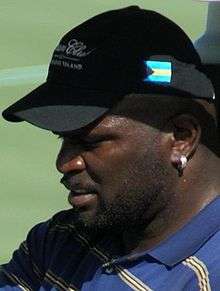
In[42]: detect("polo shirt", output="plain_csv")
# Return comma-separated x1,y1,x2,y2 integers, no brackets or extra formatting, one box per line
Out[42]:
1,197,220,290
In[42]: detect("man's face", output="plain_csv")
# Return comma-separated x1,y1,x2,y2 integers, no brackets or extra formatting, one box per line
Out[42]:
56,106,173,234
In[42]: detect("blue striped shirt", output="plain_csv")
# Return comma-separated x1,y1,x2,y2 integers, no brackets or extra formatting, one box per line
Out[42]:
1,197,220,290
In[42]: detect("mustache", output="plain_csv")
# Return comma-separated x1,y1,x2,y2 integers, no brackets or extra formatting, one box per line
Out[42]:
60,176,98,193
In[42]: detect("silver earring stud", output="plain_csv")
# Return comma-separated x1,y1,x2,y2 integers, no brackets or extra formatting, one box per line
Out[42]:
180,155,187,170
177,155,187,177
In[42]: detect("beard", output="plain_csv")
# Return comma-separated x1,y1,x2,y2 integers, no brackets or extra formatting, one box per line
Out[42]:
71,147,174,238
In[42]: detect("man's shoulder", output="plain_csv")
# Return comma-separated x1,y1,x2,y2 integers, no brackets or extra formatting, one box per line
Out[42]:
21,209,80,253
0,210,102,289
22,209,92,271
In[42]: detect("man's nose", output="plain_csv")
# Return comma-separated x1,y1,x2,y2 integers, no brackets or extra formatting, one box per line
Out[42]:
56,154,86,174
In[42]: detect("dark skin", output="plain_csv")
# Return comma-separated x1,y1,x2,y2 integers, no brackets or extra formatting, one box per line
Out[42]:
56,94,220,255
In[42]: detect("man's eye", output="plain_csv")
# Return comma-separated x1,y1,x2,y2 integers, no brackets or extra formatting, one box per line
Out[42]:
56,135,106,149
83,140,102,149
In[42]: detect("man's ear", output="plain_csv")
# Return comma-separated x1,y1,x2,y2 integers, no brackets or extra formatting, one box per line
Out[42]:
169,114,201,165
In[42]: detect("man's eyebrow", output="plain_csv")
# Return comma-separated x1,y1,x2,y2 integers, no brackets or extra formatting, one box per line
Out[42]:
82,132,110,140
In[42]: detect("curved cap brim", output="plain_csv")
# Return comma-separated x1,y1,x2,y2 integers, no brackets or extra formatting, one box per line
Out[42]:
2,83,120,132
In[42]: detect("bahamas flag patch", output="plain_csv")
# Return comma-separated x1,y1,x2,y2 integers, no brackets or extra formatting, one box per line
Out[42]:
144,60,172,83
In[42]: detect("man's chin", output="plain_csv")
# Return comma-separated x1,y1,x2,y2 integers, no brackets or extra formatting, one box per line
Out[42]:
74,213,125,237
70,204,144,236
71,209,112,236
70,207,101,232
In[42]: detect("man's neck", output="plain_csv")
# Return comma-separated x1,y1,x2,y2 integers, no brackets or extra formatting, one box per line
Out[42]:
122,187,219,255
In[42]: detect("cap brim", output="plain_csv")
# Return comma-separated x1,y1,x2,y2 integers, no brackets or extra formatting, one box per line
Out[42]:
2,83,120,132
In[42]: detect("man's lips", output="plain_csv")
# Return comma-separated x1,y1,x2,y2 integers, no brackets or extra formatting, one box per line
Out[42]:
68,191,98,207
60,177,98,207
69,193,97,207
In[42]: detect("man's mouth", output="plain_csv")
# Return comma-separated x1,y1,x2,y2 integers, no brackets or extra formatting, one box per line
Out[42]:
60,177,98,207
71,189,94,195
68,189,98,207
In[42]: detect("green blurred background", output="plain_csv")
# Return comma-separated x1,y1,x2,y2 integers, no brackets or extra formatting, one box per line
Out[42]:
0,0,208,263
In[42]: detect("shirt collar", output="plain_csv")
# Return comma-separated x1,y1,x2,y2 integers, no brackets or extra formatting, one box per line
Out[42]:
148,196,220,266
100,197,220,268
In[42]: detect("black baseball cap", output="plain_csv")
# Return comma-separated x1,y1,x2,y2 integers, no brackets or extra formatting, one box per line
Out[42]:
2,6,215,132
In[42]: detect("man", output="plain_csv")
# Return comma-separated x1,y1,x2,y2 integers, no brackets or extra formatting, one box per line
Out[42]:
1,5,220,291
